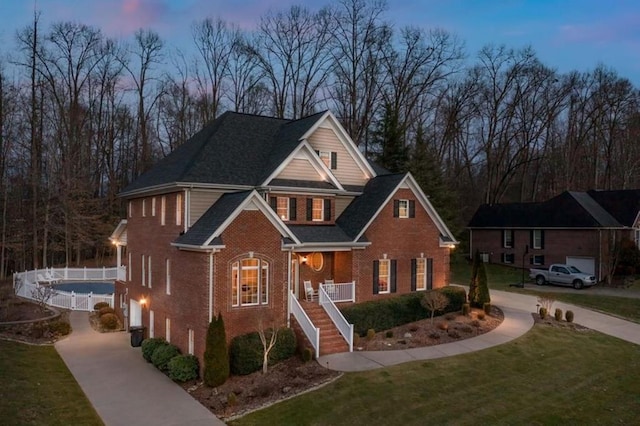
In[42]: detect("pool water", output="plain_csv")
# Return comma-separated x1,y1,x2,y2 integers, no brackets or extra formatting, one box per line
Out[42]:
52,282,114,295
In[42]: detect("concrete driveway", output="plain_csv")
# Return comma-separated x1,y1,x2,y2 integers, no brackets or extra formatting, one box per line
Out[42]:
55,311,224,426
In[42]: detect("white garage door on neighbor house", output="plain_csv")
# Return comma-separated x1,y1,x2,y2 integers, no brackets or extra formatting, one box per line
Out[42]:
566,256,595,275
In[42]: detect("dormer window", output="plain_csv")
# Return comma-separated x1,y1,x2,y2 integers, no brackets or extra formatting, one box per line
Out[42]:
317,150,337,170
393,199,415,218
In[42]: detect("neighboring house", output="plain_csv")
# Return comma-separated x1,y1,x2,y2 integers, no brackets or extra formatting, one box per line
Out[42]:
467,189,640,281
109,110,457,365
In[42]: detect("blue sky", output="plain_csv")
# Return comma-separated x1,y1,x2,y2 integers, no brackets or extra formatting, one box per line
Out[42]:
1,0,638,85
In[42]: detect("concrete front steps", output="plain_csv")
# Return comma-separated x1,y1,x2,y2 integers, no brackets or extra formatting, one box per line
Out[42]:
295,300,349,356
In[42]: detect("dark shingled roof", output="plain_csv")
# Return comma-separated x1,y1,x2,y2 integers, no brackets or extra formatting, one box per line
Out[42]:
173,191,252,247
336,173,406,238
587,189,640,226
122,111,328,194
468,191,623,228
269,179,337,190
288,225,353,243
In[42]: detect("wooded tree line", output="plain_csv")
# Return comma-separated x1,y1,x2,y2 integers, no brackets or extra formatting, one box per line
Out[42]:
1,0,639,276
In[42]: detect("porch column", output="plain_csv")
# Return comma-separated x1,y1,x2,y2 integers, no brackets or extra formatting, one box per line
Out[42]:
116,244,122,268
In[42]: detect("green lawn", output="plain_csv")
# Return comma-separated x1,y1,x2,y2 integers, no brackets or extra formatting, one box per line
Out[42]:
231,325,640,425
450,260,640,322
0,340,103,426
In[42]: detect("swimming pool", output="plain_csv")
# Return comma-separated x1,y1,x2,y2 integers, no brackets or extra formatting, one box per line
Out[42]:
52,282,114,295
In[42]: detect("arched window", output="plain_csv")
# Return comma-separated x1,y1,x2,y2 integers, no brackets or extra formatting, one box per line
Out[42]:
231,258,269,307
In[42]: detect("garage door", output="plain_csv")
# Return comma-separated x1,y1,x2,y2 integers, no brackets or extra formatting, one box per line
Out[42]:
566,256,595,275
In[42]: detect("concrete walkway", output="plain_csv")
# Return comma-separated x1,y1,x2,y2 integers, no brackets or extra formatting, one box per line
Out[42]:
55,312,224,426
318,289,640,372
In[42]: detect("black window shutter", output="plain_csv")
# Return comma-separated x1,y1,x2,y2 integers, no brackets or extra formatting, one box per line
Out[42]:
373,260,379,294
331,152,337,169
410,259,417,291
323,199,331,221
306,198,313,221
540,230,545,249
501,253,505,263
390,260,397,293
530,230,533,247
393,200,400,217
270,197,277,210
502,230,506,247
289,198,297,220
529,256,533,265
315,149,320,155
427,258,433,290
512,230,515,248
409,200,415,218
540,255,545,265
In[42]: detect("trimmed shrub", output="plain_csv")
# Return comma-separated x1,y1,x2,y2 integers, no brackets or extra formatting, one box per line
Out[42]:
151,343,180,372
227,392,238,407
93,302,109,311
483,303,491,315
142,338,167,362
341,286,466,336
100,313,118,330
366,329,376,340
229,327,297,376
47,320,71,336
555,308,563,321
168,354,199,382
462,303,471,316
204,314,230,387
565,310,575,323
301,347,313,362
98,306,116,317
471,260,491,308
539,307,548,319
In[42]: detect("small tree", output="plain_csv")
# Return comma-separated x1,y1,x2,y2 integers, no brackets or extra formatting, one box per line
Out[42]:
421,290,449,324
31,285,57,313
203,313,229,387
257,313,278,374
468,250,481,305
473,260,491,308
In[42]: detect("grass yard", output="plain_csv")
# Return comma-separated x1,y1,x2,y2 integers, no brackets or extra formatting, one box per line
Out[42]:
0,340,103,426
450,260,640,322
231,324,640,425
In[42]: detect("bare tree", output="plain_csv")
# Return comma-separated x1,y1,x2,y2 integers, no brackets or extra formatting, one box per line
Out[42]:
256,313,279,374
421,290,449,324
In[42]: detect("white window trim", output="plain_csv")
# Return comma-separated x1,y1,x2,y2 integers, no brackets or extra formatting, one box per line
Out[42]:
128,201,133,218
165,259,171,295
151,197,156,217
318,150,332,169
128,252,132,281
312,198,324,222
142,199,146,217
161,196,166,226
232,258,269,307
378,259,390,294
533,229,542,249
398,199,409,218
176,193,182,226
416,258,426,291
165,318,171,343
149,310,154,338
148,256,152,288
277,197,290,221
503,230,513,248
141,254,146,287
188,329,194,355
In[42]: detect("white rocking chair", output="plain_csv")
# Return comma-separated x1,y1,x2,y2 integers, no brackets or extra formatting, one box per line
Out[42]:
304,280,318,301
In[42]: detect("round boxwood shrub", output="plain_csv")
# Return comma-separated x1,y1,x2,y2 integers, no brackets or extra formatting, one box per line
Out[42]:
94,302,110,311
168,354,199,382
539,307,548,319
565,310,575,323
142,338,167,362
554,308,563,321
98,306,115,317
151,343,181,372
462,303,471,316
100,313,119,330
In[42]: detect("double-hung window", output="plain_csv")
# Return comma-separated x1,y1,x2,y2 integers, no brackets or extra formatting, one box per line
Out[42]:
317,150,337,169
378,259,390,293
503,230,514,248
393,199,415,218
232,258,269,307
277,197,290,221
532,229,544,249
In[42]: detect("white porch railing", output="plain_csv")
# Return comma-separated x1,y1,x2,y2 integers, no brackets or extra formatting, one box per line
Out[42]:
322,281,355,303
289,290,320,359
319,284,353,352
13,268,116,312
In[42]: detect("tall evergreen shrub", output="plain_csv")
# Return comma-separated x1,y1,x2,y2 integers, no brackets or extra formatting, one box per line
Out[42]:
203,313,230,387
473,259,491,308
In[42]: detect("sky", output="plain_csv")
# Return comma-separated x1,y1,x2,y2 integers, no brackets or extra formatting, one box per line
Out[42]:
0,0,639,85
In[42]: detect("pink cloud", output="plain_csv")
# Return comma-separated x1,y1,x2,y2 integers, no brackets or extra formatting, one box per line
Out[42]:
557,13,640,46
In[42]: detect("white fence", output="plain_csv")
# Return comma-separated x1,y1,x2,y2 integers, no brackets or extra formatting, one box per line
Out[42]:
13,267,117,312
319,284,353,352
323,281,355,303
289,290,320,359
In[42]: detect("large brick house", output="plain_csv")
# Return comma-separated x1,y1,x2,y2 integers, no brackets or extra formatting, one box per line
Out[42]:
467,190,640,281
110,110,457,364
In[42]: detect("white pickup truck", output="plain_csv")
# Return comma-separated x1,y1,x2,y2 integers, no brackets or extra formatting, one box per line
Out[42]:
529,264,597,289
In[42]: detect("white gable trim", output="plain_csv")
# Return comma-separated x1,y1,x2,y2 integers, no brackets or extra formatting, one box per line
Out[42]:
203,190,300,246
261,142,344,191
353,173,458,245
300,111,376,179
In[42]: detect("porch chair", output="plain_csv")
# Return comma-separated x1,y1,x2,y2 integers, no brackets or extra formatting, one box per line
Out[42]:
324,279,336,299
304,280,317,302
36,273,55,285
45,271,60,284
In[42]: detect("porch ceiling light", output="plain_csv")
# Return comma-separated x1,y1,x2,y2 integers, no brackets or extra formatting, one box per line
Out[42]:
300,255,308,264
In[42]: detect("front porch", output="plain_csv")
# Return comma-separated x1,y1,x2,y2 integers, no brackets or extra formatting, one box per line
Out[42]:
291,250,355,303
